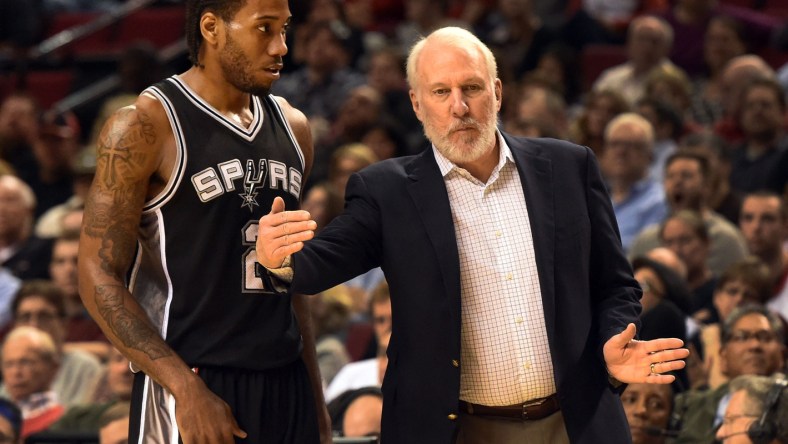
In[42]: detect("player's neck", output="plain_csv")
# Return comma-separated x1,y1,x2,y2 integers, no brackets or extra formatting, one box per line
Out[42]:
179,67,251,115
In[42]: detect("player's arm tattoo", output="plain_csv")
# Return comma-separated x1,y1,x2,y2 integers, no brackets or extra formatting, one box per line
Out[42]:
83,109,155,275
95,285,172,360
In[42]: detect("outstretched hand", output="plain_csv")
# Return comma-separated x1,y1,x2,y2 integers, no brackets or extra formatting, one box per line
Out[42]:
256,197,317,268
603,323,689,384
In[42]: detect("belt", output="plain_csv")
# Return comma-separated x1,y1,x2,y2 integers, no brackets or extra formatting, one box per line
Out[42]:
458,394,560,421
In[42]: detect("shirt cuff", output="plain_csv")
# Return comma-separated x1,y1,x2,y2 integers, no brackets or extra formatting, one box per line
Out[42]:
265,255,293,284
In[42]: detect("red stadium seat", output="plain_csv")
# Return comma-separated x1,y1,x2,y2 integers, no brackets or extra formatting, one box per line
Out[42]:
581,44,629,92
11,70,74,109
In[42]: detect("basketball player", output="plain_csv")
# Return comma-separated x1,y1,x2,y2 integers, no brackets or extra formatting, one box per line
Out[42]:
77,0,330,442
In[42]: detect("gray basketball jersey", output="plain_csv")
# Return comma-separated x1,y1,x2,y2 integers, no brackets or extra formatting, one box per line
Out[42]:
131,76,305,370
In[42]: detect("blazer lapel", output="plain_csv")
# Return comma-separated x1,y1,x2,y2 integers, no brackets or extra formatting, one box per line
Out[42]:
405,150,462,333
505,135,557,343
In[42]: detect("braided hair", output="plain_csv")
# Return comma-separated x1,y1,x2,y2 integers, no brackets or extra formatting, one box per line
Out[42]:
185,0,246,67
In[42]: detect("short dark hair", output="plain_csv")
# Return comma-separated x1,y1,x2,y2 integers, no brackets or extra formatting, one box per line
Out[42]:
742,77,787,112
715,257,773,304
185,0,247,67
721,303,784,345
664,151,711,181
11,280,67,320
743,190,787,222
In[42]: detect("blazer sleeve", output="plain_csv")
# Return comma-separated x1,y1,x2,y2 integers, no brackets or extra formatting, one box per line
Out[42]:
291,171,383,295
584,147,643,351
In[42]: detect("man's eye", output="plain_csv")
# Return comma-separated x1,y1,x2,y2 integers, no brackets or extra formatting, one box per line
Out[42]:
259,25,269,33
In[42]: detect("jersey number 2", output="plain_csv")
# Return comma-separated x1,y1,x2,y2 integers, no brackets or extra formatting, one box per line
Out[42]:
242,221,266,293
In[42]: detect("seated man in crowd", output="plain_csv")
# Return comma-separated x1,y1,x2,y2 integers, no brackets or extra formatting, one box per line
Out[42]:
622,378,682,444
1,326,64,438
4,280,103,406
674,304,786,443
327,387,383,439
716,374,787,444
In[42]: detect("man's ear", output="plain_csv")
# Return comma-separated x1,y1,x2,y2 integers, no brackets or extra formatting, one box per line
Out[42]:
409,89,423,122
494,79,503,111
200,12,221,45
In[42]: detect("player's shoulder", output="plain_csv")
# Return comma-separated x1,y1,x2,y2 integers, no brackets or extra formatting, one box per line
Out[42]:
270,95,308,130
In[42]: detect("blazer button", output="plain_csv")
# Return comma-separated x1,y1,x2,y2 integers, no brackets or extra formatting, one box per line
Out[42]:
451,359,459,367
448,413,458,421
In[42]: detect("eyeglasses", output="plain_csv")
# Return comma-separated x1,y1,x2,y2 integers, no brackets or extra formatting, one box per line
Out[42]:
720,414,759,428
725,330,778,344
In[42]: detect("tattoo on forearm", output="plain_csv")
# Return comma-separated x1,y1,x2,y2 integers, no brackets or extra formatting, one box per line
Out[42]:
95,285,172,360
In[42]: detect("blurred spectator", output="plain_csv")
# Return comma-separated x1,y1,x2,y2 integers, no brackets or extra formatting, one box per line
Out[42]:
272,21,366,124
643,67,693,128
563,0,668,48
679,132,741,225
21,111,80,218
690,16,748,127
314,85,383,183
364,46,422,154
1,326,64,438
629,151,748,277
96,401,130,444
328,143,378,200
0,175,53,280
325,325,390,403
504,82,568,139
600,113,667,250
647,246,689,282
0,93,39,175
697,257,774,390
673,304,785,443
474,0,558,83
6,281,103,407
88,43,164,146
636,98,683,182
661,0,729,77
395,0,466,54
302,182,344,234
593,15,676,106
659,211,716,319
532,43,583,107
0,398,21,444
715,374,788,444
569,89,630,157
730,78,788,194
310,285,352,387
50,347,132,433
360,119,409,161
622,381,678,444
715,55,775,145
327,387,383,439
632,256,691,341
738,192,788,320
49,230,107,349
35,146,94,239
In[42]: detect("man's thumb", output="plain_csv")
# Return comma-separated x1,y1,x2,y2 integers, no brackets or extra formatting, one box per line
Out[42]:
270,196,285,214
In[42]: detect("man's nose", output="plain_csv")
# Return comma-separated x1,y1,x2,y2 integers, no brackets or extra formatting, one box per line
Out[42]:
450,89,469,117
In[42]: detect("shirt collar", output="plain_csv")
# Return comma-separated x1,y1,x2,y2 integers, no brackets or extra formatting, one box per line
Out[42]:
432,130,513,178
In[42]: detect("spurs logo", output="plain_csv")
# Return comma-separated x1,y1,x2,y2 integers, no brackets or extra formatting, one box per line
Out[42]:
239,159,267,212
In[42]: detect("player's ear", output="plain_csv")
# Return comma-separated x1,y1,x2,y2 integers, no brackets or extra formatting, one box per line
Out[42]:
200,12,221,45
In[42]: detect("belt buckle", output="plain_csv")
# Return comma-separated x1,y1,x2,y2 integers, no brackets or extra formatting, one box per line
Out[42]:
521,397,546,420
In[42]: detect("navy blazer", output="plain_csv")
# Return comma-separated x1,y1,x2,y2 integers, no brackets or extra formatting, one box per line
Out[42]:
292,134,642,443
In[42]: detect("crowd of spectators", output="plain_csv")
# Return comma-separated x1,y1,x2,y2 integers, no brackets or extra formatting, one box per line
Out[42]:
2,0,788,442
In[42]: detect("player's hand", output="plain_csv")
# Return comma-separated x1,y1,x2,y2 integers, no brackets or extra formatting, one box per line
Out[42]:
603,323,690,384
257,196,316,268
174,378,246,444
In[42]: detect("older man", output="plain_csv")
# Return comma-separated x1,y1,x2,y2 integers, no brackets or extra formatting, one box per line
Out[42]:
593,15,677,105
0,176,52,280
1,326,64,438
600,112,667,250
716,375,788,444
258,26,688,444
673,304,786,443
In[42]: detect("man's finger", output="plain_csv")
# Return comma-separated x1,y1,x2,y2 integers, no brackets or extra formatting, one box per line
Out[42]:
644,337,686,353
270,196,286,214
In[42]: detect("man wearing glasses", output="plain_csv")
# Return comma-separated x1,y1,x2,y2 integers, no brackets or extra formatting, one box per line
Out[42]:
673,304,786,443
716,374,787,443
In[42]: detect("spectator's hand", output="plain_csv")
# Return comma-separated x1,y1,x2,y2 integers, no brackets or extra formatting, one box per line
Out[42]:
174,378,246,444
603,323,689,384
256,196,316,268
